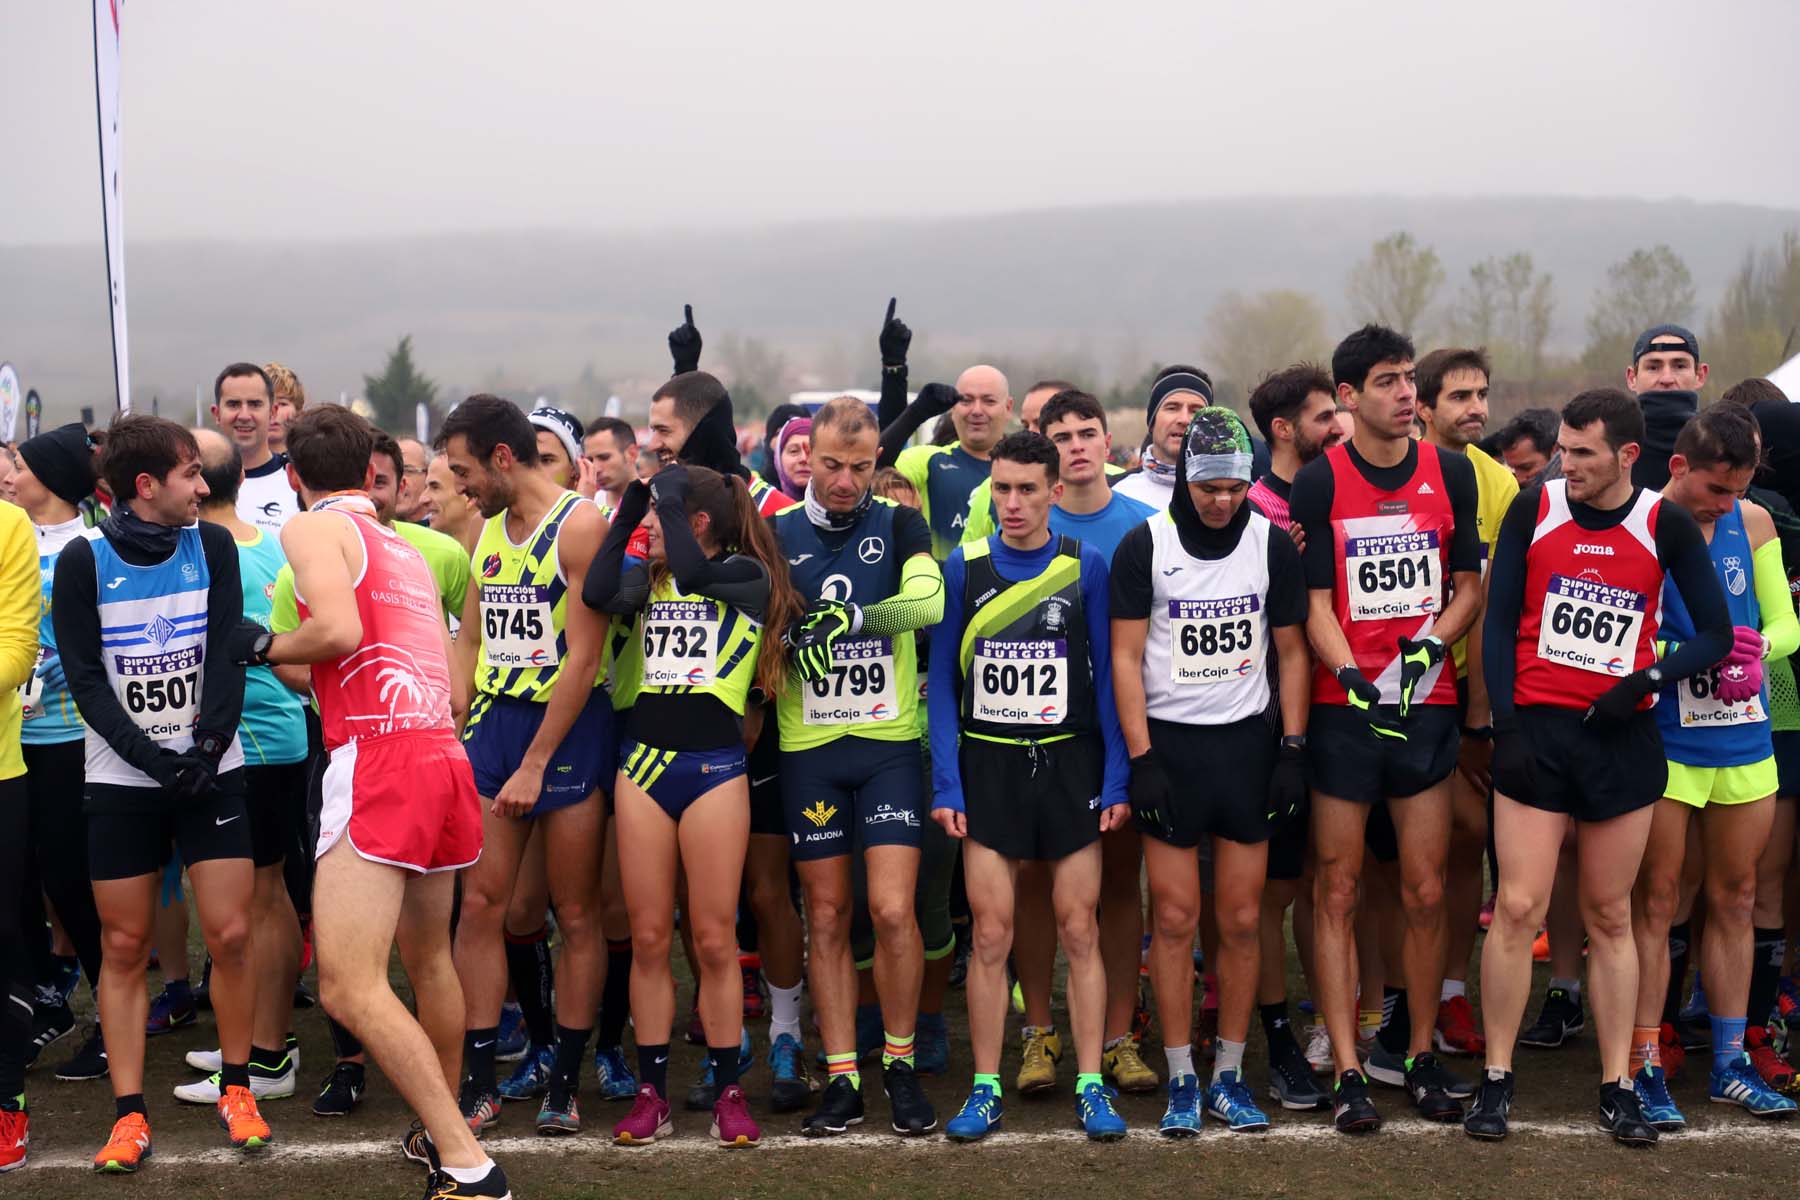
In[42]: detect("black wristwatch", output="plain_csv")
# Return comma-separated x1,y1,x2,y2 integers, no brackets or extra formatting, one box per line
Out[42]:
1460,724,1494,741
248,630,275,666
1280,734,1307,751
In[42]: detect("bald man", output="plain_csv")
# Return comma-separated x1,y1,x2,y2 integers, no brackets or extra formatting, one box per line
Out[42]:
891,365,1015,559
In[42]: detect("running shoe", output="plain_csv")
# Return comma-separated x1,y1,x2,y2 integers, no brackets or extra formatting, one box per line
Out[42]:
494,1003,527,1064
948,923,970,988
1304,1023,1333,1074
54,1027,107,1081
802,1075,865,1137
1404,1052,1465,1122
185,1034,301,1076
194,956,213,1010
25,989,74,1069
1463,1070,1514,1141
594,1045,638,1102
1680,974,1711,1026
1268,1038,1327,1110
1747,1025,1798,1094
1205,1070,1270,1132
613,1085,673,1145
945,1082,1003,1142
883,1061,936,1135
1361,1039,1408,1087
400,1119,439,1169
0,1107,26,1173
1333,1069,1381,1134
1658,1022,1687,1080
1435,995,1485,1056
291,980,316,1011
1531,929,1550,962
1017,1026,1062,1094
1103,1036,1160,1094
459,1082,502,1136
741,958,767,1021
854,1002,884,1064
51,957,82,1006
686,1029,753,1111
711,1083,761,1147
768,1032,814,1113
1076,1081,1127,1141
498,1044,555,1101
915,1011,948,1076
536,1079,580,1135
92,1113,151,1173
1711,1053,1799,1117
1519,987,1584,1048
313,1062,365,1117
1478,894,1495,931
145,983,197,1035
1632,1065,1685,1131
1159,1073,1202,1138
1598,1080,1658,1146
420,1163,513,1199
217,1084,272,1150
174,1055,297,1103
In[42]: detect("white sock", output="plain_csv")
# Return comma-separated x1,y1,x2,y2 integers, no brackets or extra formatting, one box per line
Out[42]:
769,982,804,1042
442,1158,495,1184
1164,1043,1194,1081
1213,1038,1246,1083
1441,979,1466,1001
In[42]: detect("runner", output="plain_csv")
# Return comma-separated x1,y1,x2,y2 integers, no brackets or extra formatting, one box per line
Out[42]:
1248,364,1343,532
885,366,1012,559
370,432,472,628
211,362,298,534
930,430,1131,1143
263,363,305,459
770,395,944,1136
442,395,612,1138
529,405,591,495
51,414,267,1170
395,437,432,524
1111,408,1312,1135
1494,409,1561,487
1113,366,1215,510
584,462,803,1147
583,418,639,513
424,453,482,555
1628,405,1799,1127
1288,324,1484,1132
1467,388,1731,1146
227,404,507,1198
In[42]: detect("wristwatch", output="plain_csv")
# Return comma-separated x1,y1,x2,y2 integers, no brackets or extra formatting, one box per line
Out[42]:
248,630,275,666
1279,734,1307,751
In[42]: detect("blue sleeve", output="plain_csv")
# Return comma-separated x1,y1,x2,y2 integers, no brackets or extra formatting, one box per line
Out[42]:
1083,546,1129,809
928,549,969,813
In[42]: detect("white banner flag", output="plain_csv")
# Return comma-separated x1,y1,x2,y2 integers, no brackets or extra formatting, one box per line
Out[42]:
0,365,20,442
415,400,430,444
93,0,128,411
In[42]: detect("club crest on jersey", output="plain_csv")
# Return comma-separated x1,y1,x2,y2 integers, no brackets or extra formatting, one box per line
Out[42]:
858,536,886,564
482,553,504,578
1723,556,1747,596
145,614,177,647
1037,598,1071,635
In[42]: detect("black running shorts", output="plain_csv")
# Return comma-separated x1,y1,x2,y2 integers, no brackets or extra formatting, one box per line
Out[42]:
1141,716,1275,849
1505,705,1664,824
961,733,1104,862
1307,703,1459,805
85,769,252,882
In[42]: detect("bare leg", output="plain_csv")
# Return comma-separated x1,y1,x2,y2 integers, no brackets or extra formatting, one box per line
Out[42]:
1387,783,1452,1058
961,840,1020,1077
1578,806,1657,1083
186,857,257,1070
1050,841,1106,1075
1480,794,1566,1072
865,845,924,1042
1312,793,1372,1076
1099,825,1144,1043
92,875,159,1098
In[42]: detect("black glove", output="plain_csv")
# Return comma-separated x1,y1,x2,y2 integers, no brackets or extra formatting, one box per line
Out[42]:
1267,742,1308,829
1489,717,1537,802
648,464,691,508
668,303,702,375
169,752,219,804
913,382,959,420
1395,635,1446,718
1584,666,1664,730
143,748,186,792
613,479,651,527
879,297,911,368
785,600,855,682
1337,664,1407,741
227,621,274,667
1129,751,1175,840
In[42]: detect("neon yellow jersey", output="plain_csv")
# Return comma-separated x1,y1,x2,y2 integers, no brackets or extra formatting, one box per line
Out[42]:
0,503,40,781
629,575,763,717
395,521,471,629
471,491,587,702
1453,443,1521,677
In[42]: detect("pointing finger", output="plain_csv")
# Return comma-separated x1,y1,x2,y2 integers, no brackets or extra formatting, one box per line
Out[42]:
885,297,896,324
683,304,694,326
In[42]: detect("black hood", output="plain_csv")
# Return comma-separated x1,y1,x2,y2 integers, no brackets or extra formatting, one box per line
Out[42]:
1751,397,1800,513
1631,389,1698,492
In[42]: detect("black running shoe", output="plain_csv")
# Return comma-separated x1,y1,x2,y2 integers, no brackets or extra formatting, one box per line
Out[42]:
1404,1052,1465,1122
53,1026,107,1081
947,924,971,989
400,1119,440,1170
1333,1069,1381,1134
313,1062,366,1117
1519,987,1585,1048
292,980,317,1010
26,991,75,1069
1463,1070,1514,1141
194,955,213,1011
421,1163,512,1199
802,1075,865,1137
883,1061,937,1135
1598,1081,1658,1147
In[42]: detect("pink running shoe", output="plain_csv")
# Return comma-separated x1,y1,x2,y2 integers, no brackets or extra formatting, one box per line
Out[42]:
613,1085,673,1145
711,1084,761,1148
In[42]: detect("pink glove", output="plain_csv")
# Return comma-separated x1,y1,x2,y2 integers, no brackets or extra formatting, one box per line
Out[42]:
1716,626,1765,704
1732,625,1766,662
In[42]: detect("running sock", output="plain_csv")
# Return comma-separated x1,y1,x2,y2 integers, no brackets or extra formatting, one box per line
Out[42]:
1663,922,1691,1025
1165,1043,1195,1081
637,1043,670,1098
327,1015,364,1060
552,1025,591,1087
1440,979,1466,1001
769,981,804,1044
1375,986,1410,1055
441,1158,496,1185
464,1026,500,1093
882,1030,915,1069
597,938,632,1049
1711,1016,1747,1071
1213,1038,1246,1084
1076,1071,1104,1094
825,1051,860,1090
1629,1025,1662,1077
1749,927,1785,1028
1549,976,1583,1004
504,927,557,1049
220,1062,250,1091
116,1093,147,1120
248,1044,287,1073
973,1072,1001,1095
1259,1001,1300,1056
0,986,29,1101
708,1043,742,1090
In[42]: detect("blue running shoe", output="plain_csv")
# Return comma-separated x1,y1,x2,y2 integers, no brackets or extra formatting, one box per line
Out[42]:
145,983,196,1036
1711,1053,1799,1118
687,1028,755,1112
945,1083,1003,1142
768,1033,813,1114
495,1003,527,1064
915,1012,949,1076
498,1044,555,1101
1633,1065,1686,1131
1076,1082,1128,1141
593,1045,637,1101
1205,1070,1271,1132
1159,1074,1202,1138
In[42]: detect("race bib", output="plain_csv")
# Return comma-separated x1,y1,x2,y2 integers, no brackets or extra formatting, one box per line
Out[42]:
114,646,201,741
480,584,559,670
1169,596,1262,686
970,638,1067,725
1676,665,1766,728
1536,573,1647,677
1344,528,1440,621
802,636,897,725
640,600,719,688
19,648,46,721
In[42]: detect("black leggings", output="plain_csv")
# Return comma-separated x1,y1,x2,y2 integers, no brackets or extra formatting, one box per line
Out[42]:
23,741,102,989
1,775,33,1101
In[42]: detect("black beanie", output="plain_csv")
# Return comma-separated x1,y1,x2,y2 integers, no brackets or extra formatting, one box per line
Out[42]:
19,422,97,507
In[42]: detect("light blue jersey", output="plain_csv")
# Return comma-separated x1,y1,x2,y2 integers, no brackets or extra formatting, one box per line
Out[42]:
22,517,99,745
234,528,308,766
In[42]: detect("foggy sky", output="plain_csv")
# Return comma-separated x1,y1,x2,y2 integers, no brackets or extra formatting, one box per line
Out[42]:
7,0,1800,247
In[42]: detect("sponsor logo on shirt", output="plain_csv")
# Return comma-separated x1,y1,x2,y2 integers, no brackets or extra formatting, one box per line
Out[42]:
1573,543,1616,556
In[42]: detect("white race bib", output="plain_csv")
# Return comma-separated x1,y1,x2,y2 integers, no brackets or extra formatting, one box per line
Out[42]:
1535,573,1647,678
641,600,719,688
970,637,1067,725
19,648,46,721
113,645,201,741
1676,665,1766,728
1344,528,1440,621
802,636,897,725
480,583,559,670
1169,596,1262,686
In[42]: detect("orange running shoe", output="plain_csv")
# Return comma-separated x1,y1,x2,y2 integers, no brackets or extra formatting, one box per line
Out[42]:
1434,995,1486,1055
93,1113,151,1173
218,1085,272,1150
1531,929,1550,962
0,1107,27,1173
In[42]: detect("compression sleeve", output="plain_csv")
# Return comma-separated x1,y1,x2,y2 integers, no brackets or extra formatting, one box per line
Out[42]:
53,537,166,776
880,405,939,470
1441,450,1483,575
1655,503,1734,683
1265,525,1308,627
1481,487,1539,723
1082,545,1129,810
196,522,247,745
878,363,909,431
1288,456,1337,590
584,482,650,614
927,549,969,813
857,553,945,637
653,488,772,621
1755,537,1800,661
0,505,38,694
959,478,995,545
1107,522,1155,621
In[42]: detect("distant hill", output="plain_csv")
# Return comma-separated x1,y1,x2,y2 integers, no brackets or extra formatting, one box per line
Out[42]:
4,194,1796,427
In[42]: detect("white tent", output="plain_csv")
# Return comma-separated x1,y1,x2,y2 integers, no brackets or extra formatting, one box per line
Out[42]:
1771,350,1800,401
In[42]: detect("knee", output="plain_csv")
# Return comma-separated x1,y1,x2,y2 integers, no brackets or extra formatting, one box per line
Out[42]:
867,893,917,942
1215,898,1261,946
1493,884,1545,937
1706,870,1759,927
100,925,152,970
746,872,792,924
456,880,506,930
1639,871,1682,928
971,914,1013,963
552,893,598,938
1314,864,1360,921
1056,910,1098,961
806,893,852,944
629,914,673,961
1583,895,1633,944
691,921,738,973
1151,895,1199,943
1399,870,1445,918
204,912,253,963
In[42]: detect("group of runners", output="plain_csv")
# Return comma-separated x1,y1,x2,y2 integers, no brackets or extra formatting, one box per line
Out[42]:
5,303,1800,1199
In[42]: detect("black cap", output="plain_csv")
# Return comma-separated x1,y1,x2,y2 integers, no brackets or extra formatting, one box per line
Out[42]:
1632,324,1700,367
